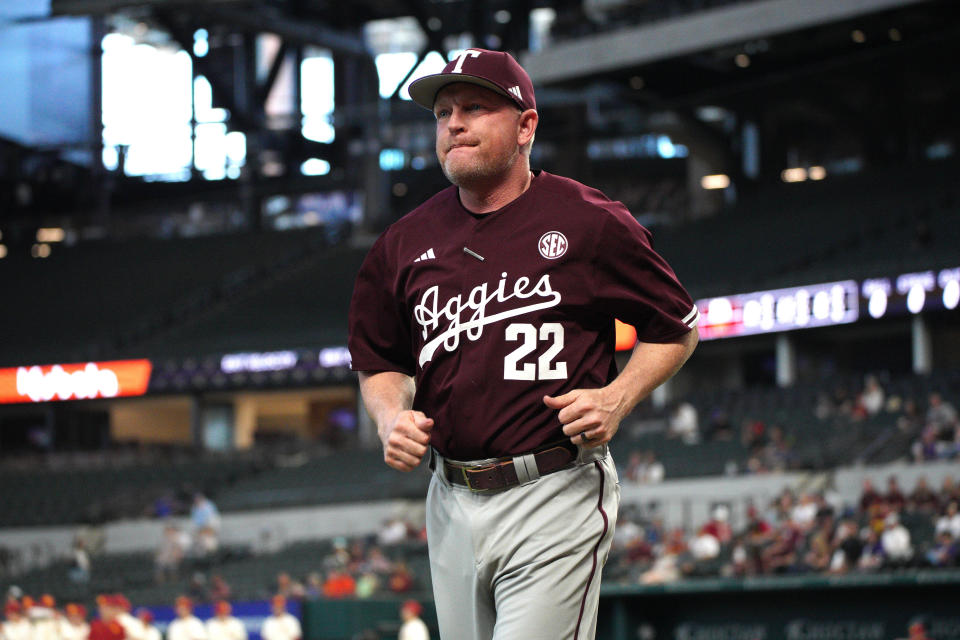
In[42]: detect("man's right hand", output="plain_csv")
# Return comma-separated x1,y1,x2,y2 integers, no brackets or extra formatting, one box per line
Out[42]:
381,410,434,472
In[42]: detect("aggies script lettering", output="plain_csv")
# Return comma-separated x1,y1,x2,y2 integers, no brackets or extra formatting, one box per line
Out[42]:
413,272,561,366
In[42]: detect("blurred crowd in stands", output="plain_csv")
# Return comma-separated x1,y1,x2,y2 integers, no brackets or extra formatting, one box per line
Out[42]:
619,373,960,483
154,495,222,585
607,472,960,585
263,520,426,602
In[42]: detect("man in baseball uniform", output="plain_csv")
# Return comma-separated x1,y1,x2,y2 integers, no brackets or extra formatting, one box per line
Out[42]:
89,596,125,640
166,598,206,640
135,610,161,640
259,596,300,640
398,600,429,640
115,595,143,640
2,601,31,640
349,49,698,639
61,604,90,640
205,602,246,640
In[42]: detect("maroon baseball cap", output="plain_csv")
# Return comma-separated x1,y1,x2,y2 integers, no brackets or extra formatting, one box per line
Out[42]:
408,48,536,112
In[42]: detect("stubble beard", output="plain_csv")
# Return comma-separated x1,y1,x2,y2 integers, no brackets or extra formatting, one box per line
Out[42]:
440,146,519,189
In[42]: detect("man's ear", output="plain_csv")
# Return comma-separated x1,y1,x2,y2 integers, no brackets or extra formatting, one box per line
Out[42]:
518,109,538,147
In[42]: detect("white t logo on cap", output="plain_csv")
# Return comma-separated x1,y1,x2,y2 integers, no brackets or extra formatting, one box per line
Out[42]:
451,49,482,74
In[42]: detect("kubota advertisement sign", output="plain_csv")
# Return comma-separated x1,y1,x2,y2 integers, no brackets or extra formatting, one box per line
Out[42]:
0,360,153,404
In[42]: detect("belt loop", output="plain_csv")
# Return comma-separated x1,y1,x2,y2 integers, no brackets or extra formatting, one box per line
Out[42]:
431,448,452,488
512,453,540,485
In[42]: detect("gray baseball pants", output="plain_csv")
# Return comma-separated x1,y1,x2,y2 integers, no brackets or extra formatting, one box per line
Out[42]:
426,445,620,640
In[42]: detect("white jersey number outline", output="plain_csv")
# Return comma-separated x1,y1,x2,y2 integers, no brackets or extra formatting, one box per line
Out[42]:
503,322,568,381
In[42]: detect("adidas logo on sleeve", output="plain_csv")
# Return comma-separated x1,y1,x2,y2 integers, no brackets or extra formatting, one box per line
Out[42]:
414,248,436,262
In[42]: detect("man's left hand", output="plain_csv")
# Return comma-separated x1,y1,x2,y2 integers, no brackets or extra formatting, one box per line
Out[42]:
543,387,627,448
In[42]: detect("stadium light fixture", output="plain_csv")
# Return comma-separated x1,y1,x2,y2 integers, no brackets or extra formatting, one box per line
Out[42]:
701,174,731,190
31,244,52,259
0,245,7,259
36,228,66,243
781,168,807,183
808,166,827,181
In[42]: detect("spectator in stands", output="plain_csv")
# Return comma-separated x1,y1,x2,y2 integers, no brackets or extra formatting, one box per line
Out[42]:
742,504,774,576
274,573,306,601
828,519,863,575
304,573,324,599
935,501,960,539
355,571,381,599
388,562,415,594
791,493,819,532
362,546,394,575
814,393,834,421
194,527,220,561
667,401,699,444
908,476,940,514
623,451,645,483
398,600,430,640
640,528,687,584
803,517,835,573
261,596,301,640
859,479,883,517
926,392,958,436
167,596,207,640
206,601,247,640
138,610,162,640
208,575,232,602
155,525,189,584
187,573,208,603
705,407,734,442
925,531,959,568
641,451,666,484
321,569,356,598
377,519,408,547
190,494,221,533
700,505,733,545
857,375,886,417
761,521,801,574
741,419,767,452
885,476,907,513
68,538,91,583
880,512,913,567
858,530,884,571
912,426,942,462
896,399,923,435
941,476,960,505
323,539,351,571
762,425,794,472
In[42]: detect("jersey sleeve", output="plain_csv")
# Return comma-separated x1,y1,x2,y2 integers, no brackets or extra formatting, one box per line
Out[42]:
348,233,416,375
591,208,698,342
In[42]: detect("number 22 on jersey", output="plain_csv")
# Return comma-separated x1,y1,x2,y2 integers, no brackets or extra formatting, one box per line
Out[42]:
503,322,568,381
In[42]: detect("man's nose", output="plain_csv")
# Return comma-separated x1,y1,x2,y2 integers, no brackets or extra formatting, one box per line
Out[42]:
446,107,466,132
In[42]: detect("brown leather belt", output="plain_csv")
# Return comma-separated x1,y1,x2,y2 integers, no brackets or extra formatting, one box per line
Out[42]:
441,441,578,492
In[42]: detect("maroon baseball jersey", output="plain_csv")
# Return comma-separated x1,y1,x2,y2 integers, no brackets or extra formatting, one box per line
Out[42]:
349,171,698,460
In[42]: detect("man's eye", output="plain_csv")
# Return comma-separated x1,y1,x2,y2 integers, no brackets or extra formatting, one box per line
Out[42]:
435,109,449,119
467,103,482,111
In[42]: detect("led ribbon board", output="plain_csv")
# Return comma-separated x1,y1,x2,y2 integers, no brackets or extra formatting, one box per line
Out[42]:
0,359,153,404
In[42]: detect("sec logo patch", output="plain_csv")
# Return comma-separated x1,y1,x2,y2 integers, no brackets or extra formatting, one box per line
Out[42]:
538,231,568,259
